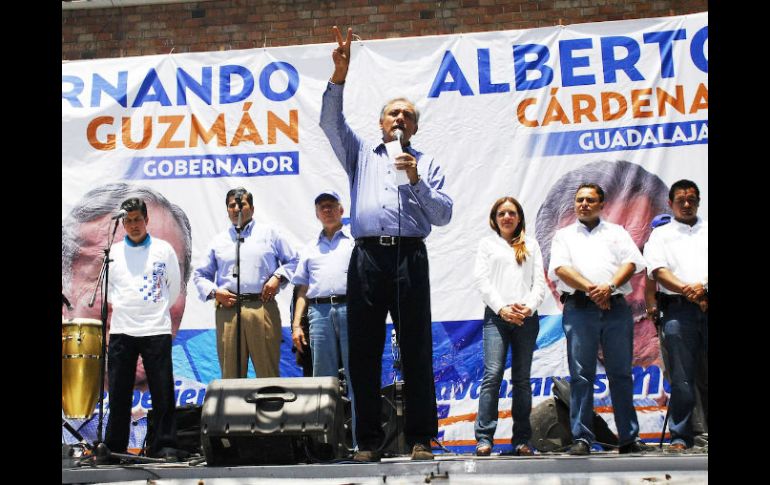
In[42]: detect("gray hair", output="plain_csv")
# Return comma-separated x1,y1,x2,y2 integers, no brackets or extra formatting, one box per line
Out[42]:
535,160,670,272
380,97,420,124
62,183,192,292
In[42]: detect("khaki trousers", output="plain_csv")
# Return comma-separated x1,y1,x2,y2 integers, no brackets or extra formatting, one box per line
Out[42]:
215,299,281,378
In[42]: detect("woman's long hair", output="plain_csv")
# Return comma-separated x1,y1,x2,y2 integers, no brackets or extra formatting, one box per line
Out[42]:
488,196,529,264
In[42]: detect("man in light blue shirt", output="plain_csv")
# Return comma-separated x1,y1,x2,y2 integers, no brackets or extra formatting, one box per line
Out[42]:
291,190,357,449
194,187,298,379
319,26,453,462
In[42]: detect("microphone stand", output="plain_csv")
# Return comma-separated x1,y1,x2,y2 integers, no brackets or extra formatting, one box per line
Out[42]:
87,216,122,449
234,205,244,378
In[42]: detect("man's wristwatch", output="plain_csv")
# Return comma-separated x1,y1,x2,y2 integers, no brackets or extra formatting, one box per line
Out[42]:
209,289,217,300
608,283,617,293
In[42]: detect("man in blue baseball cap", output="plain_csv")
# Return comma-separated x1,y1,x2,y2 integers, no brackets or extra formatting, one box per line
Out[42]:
291,190,357,449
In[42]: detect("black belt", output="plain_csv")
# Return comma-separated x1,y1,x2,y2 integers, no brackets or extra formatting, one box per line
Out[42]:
560,291,625,306
310,295,347,305
238,293,262,302
658,293,699,309
356,236,423,247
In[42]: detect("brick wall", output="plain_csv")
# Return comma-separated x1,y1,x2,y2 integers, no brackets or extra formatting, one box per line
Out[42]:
62,0,708,60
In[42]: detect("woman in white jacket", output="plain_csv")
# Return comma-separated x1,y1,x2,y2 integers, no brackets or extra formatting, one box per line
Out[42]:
473,196,545,456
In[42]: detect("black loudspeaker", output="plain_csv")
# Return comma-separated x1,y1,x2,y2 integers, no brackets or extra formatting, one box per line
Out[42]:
530,377,619,452
146,403,202,456
200,377,345,466
530,397,573,452
380,381,408,455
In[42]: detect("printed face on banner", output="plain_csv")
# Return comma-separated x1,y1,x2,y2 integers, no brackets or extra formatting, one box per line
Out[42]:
64,202,188,389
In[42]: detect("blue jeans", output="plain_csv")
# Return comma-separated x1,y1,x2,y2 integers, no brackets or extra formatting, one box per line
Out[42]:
308,302,356,448
561,296,640,446
475,308,539,447
660,299,708,448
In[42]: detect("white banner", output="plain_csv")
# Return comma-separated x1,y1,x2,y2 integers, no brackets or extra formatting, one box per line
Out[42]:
62,12,707,451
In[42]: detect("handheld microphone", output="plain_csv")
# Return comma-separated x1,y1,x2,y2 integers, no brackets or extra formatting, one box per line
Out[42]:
235,195,243,210
394,127,404,145
111,209,127,220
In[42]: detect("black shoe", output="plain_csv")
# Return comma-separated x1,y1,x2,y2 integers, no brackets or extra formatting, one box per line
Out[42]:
93,453,121,465
151,447,182,462
618,440,653,454
353,449,382,462
514,444,535,456
568,440,591,456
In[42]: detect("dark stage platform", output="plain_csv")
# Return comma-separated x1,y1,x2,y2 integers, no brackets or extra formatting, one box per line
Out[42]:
63,448,708,484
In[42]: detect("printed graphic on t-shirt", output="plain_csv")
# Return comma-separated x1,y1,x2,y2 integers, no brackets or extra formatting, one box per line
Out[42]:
141,262,166,302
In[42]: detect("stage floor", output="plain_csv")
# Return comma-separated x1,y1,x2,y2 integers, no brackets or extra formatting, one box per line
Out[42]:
63,448,708,484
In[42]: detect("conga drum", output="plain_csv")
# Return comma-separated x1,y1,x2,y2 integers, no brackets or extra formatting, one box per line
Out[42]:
62,318,103,419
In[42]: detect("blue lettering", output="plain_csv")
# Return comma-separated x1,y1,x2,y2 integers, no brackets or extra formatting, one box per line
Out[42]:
643,29,687,79
543,376,557,396
437,383,450,401
530,377,542,397
513,43,554,91
131,389,141,407
600,36,644,84
559,38,596,87
177,66,212,105
219,64,254,104
690,26,708,73
179,389,196,406
62,75,84,108
632,365,662,396
259,62,299,102
469,380,481,399
196,388,206,406
91,72,127,108
427,50,474,98
478,48,509,94
141,391,153,409
132,68,172,107
593,374,608,394
452,381,471,400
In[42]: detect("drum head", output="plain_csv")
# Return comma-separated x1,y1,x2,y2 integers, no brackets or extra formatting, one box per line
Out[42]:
62,317,102,326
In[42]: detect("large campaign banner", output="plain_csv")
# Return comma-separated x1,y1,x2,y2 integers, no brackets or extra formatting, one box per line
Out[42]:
62,12,707,452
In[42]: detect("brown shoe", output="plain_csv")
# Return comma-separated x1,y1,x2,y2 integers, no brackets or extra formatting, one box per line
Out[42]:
353,449,382,462
411,443,434,460
668,442,688,452
475,443,492,456
514,444,535,456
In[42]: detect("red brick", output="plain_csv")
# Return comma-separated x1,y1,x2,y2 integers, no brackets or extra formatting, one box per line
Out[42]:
59,0,708,59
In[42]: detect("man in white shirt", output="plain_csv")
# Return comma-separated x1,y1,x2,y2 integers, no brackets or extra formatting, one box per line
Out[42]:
548,183,652,456
643,179,708,452
105,197,181,460
291,190,357,449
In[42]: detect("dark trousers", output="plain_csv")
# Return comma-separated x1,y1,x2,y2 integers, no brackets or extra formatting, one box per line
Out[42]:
659,299,708,447
105,334,177,455
347,241,438,450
